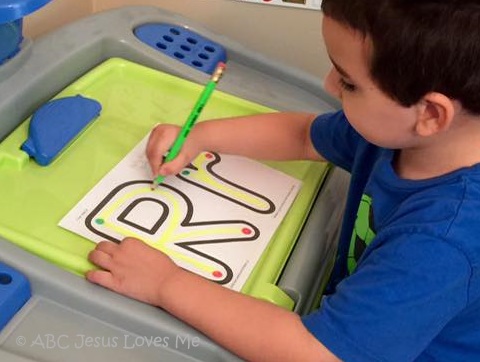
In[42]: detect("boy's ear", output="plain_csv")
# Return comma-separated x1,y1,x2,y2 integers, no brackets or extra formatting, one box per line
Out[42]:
415,92,455,137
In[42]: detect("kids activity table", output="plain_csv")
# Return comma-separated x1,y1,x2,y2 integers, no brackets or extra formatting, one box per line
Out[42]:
0,5,349,361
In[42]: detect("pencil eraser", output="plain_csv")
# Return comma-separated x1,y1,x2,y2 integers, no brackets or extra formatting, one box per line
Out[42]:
21,95,102,166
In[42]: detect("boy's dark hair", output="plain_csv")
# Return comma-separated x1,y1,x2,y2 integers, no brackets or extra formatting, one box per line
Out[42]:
322,0,480,114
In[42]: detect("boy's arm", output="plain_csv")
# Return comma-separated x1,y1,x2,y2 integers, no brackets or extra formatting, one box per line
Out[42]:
147,112,324,178
193,112,323,161
87,238,340,362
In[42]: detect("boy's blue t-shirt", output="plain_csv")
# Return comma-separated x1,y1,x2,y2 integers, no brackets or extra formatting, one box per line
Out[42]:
302,111,480,362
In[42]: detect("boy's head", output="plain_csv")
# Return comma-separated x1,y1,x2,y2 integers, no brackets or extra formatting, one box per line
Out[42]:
321,0,480,115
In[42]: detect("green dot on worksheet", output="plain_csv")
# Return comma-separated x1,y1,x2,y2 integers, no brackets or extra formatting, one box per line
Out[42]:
182,170,190,176
95,218,105,225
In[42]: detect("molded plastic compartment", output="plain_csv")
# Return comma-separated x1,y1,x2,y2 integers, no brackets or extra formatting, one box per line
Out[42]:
0,261,31,331
134,23,227,74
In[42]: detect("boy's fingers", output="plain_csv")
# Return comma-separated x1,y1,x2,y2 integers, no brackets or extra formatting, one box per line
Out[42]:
146,143,167,177
88,249,113,271
95,240,118,255
146,126,174,176
85,270,115,289
159,153,189,177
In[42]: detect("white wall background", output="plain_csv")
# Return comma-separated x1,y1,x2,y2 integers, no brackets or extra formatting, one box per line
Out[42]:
24,0,92,38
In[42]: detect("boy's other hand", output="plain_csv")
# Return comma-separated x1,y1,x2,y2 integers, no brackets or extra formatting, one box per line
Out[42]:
86,238,180,306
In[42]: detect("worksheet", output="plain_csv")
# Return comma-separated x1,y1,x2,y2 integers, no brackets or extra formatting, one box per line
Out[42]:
60,135,301,291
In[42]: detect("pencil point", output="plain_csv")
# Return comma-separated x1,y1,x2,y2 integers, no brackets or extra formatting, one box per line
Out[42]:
150,180,157,191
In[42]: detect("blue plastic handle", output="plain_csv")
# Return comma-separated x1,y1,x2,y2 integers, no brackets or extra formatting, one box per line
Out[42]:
21,95,102,166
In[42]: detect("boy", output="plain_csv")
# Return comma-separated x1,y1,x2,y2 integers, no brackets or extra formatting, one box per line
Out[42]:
86,1,480,361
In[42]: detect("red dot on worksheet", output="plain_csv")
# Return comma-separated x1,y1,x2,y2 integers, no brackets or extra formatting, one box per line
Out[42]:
212,270,223,278
205,153,213,159
242,228,252,235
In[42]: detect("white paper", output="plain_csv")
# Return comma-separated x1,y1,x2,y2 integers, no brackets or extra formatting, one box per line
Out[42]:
60,136,301,290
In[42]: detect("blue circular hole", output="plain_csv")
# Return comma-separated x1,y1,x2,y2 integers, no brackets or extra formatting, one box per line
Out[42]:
204,46,215,53
198,53,209,60
174,52,185,59
192,60,203,68
169,28,181,35
163,35,174,42
180,45,191,52
187,37,198,44
156,42,167,50
0,273,12,285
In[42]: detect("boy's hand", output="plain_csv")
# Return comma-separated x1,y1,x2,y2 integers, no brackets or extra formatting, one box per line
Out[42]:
146,124,202,179
86,238,180,306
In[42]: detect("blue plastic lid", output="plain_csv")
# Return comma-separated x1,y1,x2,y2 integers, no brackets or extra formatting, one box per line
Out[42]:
21,95,102,166
0,0,52,23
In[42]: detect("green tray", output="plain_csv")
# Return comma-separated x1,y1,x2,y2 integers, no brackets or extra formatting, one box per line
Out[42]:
0,58,329,309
